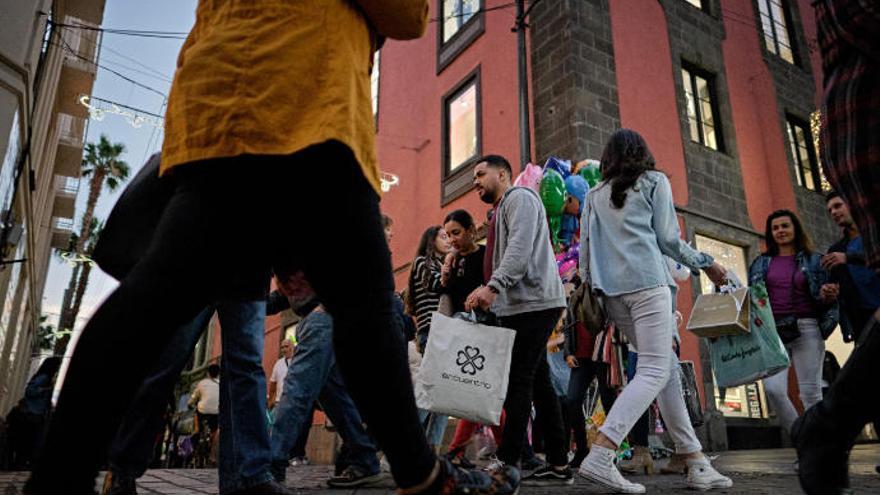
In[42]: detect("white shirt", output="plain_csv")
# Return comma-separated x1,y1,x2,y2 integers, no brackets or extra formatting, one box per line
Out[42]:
270,357,291,401
190,377,220,415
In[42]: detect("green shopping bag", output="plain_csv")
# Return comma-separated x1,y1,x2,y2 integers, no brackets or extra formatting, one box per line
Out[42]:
708,281,790,388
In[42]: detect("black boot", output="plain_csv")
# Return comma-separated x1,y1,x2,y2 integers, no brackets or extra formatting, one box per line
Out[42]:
792,316,880,495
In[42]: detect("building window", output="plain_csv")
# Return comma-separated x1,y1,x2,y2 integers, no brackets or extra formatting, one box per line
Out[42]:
786,116,828,192
681,64,724,151
441,68,482,203
694,235,770,419
371,51,380,120
757,0,796,64
437,0,485,73
442,0,480,43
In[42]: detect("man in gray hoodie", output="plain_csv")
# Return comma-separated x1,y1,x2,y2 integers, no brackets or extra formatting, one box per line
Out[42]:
466,155,572,486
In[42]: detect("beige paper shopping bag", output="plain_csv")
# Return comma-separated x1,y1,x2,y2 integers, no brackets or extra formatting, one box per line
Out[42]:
686,287,750,338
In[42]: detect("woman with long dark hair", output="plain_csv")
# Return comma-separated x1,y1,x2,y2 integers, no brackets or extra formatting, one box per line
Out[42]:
748,209,838,435
407,225,451,452
578,129,732,492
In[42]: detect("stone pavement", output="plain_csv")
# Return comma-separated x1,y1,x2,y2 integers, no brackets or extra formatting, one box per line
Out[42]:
1,445,879,494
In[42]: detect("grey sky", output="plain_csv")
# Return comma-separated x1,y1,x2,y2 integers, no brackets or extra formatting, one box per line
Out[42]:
43,0,196,327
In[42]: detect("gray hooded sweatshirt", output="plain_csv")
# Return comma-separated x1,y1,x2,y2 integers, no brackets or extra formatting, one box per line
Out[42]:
486,186,566,317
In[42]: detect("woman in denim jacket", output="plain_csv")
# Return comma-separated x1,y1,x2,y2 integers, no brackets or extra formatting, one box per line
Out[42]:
748,209,839,436
578,129,733,493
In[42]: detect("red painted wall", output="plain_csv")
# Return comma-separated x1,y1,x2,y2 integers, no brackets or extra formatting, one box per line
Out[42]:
377,0,522,287
721,0,798,231
608,0,689,203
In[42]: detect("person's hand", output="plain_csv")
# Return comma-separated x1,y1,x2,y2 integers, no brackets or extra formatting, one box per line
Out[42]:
440,253,454,286
821,252,847,270
547,331,565,351
566,355,579,369
465,285,497,311
702,262,728,287
820,283,839,303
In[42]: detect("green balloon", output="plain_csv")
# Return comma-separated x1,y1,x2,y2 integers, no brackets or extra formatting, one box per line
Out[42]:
578,161,602,188
540,169,566,216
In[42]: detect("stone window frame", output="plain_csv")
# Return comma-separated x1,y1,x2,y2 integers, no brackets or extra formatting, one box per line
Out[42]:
440,66,483,205
754,0,799,65
680,62,727,153
436,0,485,74
785,114,827,193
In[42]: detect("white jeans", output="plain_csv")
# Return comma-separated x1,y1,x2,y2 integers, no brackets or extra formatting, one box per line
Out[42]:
762,318,825,433
599,286,702,454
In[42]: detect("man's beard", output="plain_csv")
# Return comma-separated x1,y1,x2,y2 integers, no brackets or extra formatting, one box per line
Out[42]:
479,187,496,204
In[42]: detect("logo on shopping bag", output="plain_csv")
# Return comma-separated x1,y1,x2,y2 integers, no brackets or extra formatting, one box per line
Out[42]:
456,346,485,375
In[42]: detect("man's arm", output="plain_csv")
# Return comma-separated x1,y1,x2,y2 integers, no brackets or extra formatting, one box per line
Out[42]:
488,190,542,293
268,381,278,410
353,0,429,40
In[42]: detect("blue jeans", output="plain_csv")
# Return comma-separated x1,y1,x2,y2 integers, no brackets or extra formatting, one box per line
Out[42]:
216,301,275,494
108,308,214,478
417,409,449,448
108,302,274,494
270,310,379,480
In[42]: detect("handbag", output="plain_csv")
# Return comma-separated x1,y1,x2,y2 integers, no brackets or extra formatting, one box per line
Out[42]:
708,280,791,388
572,202,606,332
679,361,704,427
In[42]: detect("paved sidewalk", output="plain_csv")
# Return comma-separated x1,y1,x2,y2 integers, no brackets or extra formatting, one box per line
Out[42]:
1,445,878,494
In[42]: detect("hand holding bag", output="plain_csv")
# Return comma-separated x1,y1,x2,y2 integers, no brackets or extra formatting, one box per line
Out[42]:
414,312,515,425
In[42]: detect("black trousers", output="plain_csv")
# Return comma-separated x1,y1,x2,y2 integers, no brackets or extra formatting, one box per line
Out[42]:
496,308,568,467
565,361,619,454
814,316,880,446
27,142,434,493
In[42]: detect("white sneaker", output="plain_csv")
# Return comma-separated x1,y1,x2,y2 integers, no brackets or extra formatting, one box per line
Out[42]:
687,457,733,491
578,445,646,494
483,454,506,472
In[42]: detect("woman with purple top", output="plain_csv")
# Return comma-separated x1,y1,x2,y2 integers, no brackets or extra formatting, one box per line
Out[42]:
748,209,839,435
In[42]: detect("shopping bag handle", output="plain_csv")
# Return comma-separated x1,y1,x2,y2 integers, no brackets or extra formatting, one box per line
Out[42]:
453,308,498,326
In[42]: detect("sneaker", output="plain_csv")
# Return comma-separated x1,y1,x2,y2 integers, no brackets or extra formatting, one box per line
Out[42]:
327,466,384,488
477,446,496,460
483,454,505,472
686,457,733,491
579,445,646,494
520,455,543,472
445,452,477,470
522,464,574,486
102,471,137,495
289,456,310,467
437,458,520,495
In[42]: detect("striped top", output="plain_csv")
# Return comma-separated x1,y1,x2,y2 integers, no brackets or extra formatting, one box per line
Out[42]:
410,255,443,336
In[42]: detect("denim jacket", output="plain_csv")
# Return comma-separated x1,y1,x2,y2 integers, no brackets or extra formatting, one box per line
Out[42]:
748,252,839,338
579,171,713,297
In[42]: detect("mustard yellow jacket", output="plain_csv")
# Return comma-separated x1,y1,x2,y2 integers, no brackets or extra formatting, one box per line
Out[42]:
161,0,428,194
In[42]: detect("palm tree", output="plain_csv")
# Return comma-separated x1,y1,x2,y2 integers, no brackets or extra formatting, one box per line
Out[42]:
54,217,103,354
55,134,130,354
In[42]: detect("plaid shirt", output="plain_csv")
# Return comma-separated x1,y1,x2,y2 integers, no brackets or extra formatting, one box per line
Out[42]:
815,0,880,270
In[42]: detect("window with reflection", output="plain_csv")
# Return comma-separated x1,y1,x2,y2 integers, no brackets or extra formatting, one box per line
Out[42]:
444,78,480,174
442,0,481,43
758,0,796,64
682,65,725,151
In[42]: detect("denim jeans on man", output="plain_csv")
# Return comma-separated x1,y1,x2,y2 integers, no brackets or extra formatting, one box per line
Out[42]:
599,287,702,455
270,309,379,480
763,318,825,433
108,308,214,479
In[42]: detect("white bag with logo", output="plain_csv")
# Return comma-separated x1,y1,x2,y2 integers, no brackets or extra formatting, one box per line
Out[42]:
415,312,515,425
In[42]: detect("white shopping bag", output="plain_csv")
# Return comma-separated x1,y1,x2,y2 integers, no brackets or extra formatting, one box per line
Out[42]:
415,312,515,425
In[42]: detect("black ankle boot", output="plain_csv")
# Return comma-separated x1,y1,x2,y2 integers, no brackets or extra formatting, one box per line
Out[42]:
792,404,852,495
